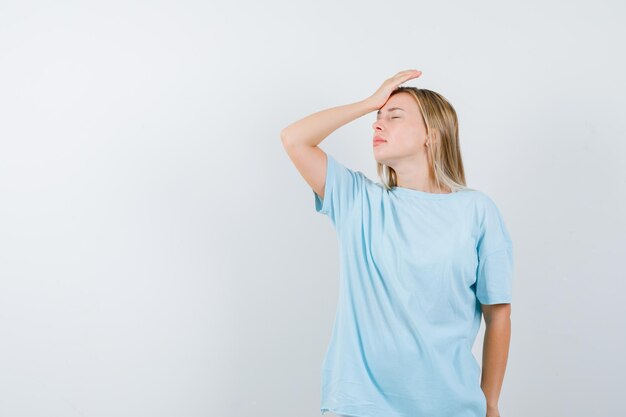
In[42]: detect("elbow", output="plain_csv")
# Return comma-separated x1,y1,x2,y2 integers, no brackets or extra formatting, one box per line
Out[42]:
281,129,300,149
280,129,291,146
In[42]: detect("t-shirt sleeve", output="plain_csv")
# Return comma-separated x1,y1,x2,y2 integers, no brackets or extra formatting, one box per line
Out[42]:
313,153,363,227
475,196,514,305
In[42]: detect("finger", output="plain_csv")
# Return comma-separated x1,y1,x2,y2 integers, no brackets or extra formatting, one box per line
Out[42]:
393,70,421,81
393,70,414,78
391,70,413,79
399,71,422,83
404,70,422,76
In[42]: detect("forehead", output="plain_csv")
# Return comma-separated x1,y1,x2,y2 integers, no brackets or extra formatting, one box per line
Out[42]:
379,92,418,113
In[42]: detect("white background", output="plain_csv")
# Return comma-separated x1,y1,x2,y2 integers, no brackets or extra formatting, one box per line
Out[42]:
1,1,625,416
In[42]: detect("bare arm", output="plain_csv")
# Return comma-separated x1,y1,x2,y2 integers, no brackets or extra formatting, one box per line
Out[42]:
280,100,377,199
280,69,422,198
280,99,379,148
280,100,376,199
480,303,511,417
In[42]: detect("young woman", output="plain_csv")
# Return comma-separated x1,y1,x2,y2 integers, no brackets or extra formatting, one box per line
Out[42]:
280,70,512,417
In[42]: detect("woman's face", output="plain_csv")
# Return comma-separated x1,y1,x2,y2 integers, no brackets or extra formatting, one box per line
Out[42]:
371,92,428,165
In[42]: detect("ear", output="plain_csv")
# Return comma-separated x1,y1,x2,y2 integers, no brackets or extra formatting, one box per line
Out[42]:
425,131,435,147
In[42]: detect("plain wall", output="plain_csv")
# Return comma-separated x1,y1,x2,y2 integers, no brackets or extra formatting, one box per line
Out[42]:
1,0,625,416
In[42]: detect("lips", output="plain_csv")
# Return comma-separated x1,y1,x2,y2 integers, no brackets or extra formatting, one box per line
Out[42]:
373,136,387,145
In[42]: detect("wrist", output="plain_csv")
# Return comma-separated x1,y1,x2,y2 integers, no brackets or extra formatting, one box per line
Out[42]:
360,97,380,112
486,404,500,417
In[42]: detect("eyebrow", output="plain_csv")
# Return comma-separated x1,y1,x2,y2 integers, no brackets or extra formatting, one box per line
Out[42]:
376,107,405,115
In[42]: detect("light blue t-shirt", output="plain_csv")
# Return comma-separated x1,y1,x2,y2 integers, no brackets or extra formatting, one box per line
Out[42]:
313,153,514,417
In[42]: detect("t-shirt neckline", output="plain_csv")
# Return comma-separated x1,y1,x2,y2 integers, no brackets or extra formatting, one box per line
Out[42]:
390,185,465,199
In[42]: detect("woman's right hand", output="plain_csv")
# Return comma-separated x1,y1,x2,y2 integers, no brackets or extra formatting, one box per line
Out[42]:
365,69,422,109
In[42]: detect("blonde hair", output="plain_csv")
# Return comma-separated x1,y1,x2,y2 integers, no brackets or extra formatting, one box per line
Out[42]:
376,87,469,193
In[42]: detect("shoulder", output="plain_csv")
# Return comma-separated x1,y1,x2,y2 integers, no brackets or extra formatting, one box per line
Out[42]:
362,176,389,196
454,188,507,226
468,190,511,240
462,188,500,210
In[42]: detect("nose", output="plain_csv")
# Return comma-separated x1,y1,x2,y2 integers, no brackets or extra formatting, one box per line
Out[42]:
372,119,384,131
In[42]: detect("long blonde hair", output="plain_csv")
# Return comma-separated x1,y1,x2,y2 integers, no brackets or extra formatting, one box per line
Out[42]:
376,87,468,192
